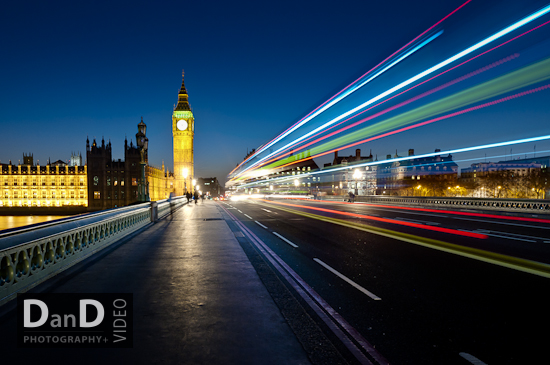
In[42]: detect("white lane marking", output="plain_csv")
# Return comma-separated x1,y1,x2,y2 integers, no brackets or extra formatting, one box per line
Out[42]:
477,229,549,241
473,231,536,242
237,210,243,213
273,232,299,248
459,352,488,365
453,216,550,230
313,258,381,301
229,215,386,364
262,208,273,213
244,214,253,219
255,221,268,229
395,217,440,225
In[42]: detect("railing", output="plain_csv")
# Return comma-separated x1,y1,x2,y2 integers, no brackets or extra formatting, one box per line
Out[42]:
0,197,186,306
318,195,550,213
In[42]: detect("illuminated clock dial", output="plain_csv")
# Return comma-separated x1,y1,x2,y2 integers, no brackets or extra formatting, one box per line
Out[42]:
176,119,188,131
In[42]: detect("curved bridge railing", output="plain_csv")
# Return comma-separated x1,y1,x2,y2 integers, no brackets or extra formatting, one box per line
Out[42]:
0,197,186,306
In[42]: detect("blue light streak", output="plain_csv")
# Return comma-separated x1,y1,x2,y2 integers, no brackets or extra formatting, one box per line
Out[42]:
250,31,443,158
235,4,550,179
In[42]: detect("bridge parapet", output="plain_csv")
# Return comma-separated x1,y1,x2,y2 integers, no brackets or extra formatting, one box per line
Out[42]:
0,197,186,306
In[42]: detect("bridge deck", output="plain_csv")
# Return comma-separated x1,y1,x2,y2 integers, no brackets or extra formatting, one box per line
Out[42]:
0,200,310,364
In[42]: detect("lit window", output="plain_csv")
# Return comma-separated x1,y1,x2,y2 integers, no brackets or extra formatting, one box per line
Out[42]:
94,191,101,199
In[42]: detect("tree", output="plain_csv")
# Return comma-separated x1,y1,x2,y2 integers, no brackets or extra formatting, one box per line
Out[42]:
484,170,512,198
525,169,548,199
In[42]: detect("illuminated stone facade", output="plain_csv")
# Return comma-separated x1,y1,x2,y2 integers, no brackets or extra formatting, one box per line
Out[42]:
172,72,195,196
147,163,174,201
1,157,87,208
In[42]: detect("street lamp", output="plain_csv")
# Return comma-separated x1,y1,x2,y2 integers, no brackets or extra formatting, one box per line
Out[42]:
294,179,299,187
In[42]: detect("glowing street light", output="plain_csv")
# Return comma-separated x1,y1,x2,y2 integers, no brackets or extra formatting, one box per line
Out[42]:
294,179,299,187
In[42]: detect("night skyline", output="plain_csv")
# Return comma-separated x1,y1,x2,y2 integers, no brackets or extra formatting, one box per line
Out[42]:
2,0,550,184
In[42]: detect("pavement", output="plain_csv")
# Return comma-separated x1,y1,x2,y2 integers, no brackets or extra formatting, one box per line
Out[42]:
0,200,314,364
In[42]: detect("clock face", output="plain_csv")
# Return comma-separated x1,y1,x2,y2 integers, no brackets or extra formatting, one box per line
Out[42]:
176,119,188,131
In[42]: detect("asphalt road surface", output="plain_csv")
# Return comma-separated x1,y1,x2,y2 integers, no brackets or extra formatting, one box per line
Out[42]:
219,198,550,365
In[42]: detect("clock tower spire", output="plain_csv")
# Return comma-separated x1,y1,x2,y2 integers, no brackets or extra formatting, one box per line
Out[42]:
172,70,195,196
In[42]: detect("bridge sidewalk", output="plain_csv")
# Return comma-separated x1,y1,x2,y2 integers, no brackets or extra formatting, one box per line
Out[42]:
0,200,310,364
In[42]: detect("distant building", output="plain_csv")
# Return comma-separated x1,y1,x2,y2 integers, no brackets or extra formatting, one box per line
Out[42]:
197,177,222,197
376,149,458,195
87,119,175,211
461,161,541,183
1,155,87,208
323,149,375,195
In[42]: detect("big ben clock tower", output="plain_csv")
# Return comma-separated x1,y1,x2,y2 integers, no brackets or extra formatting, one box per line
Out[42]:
172,71,194,196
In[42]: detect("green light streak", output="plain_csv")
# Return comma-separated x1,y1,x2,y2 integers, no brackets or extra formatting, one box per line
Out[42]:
261,57,550,171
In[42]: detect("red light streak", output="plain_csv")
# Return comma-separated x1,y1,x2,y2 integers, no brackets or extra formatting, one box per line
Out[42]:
258,199,488,239
315,199,550,224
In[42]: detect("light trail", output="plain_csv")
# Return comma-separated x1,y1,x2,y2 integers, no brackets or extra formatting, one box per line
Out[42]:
236,133,550,187
240,31,442,160
256,199,488,239
313,200,550,224
252,54,520,170
233,4,550,179
265,82,550,172
244,1,472,164
252,17,550,171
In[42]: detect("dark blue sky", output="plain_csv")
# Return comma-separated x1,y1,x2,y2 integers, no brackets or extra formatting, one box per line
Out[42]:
1,0,549,183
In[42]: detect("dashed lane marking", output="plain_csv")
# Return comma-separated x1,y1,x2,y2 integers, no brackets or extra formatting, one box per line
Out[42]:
313,258,381,301
459,352,488,365
255,221,268,229
273,232,298,248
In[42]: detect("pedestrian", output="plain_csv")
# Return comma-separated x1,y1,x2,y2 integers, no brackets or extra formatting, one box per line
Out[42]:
186,192,191,203
194,191,199,204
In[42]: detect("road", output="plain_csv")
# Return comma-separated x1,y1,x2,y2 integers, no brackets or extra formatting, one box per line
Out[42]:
218,198,550,365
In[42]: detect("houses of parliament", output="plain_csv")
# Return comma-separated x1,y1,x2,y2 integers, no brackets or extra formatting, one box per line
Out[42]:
0,74,195,211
